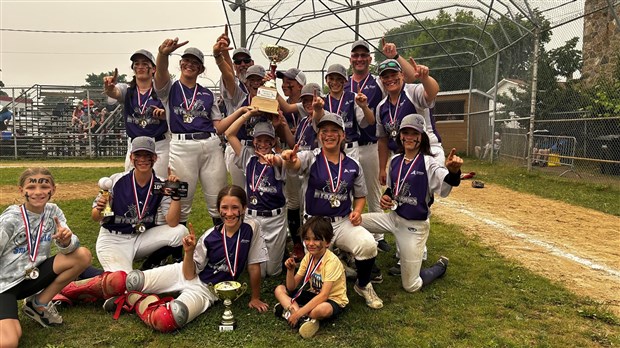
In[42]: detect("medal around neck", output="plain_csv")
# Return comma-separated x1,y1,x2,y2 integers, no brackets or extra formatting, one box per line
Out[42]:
208,281,247,331
25,267,39,280
98,177,114,217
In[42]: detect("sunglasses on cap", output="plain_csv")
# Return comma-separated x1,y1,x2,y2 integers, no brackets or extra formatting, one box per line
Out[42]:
234,57,252,65
378,61,401,72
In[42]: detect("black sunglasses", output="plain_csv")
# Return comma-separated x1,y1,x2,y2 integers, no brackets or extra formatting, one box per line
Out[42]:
234,58,252,65
378,61,401,73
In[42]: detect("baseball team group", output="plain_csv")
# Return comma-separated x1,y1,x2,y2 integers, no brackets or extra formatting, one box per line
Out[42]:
0,27,464,346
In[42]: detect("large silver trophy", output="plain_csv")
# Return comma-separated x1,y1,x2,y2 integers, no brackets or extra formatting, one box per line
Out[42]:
251,44,293,114
208,281,247,331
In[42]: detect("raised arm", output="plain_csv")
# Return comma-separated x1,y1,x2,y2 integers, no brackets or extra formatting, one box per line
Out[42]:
103,68,122,101
214,27,236,98
155,37,188,89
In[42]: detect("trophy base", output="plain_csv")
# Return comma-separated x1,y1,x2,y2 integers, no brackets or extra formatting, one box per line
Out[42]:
251,87,279,115
219,323,237,332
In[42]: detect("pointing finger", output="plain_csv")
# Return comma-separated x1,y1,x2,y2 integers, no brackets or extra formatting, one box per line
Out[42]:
224,24,228,36
188,222,196,236
448,148,456,159
112,68,118,82
409,57,417,69
53,216,61,229
292,144,299,157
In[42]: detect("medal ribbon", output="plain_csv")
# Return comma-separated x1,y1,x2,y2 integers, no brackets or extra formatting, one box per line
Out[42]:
250,158,269,193
132,171,154,221
394,153,420,198
350,74,370,94
295,117,311,146
328,94,345,116
322,151,343,195
388,94,402,131
179,81,198,114
291,254,324,303
137,86,152,115
222,227,242,278
20,205,46,264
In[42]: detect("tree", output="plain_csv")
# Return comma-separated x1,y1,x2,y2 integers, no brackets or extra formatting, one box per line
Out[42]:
377,9,551,91
0,79,7,97
84,71,128,88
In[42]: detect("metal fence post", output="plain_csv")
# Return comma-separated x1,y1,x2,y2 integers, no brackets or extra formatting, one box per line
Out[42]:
527,28,540,172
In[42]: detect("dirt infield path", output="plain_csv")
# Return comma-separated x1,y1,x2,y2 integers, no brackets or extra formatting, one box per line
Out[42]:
434,183,620,315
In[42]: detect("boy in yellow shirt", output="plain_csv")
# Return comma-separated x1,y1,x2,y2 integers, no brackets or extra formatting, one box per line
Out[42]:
274,216,348,338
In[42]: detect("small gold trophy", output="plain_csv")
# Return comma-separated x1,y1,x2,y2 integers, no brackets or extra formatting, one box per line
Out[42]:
251,44,293,114
98,177,114,217
208,281,247,331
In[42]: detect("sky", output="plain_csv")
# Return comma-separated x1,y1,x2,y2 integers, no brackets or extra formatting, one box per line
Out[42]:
1,1,229,88
1,0,586,90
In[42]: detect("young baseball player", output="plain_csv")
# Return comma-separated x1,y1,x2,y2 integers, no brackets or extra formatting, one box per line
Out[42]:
320,63,375,161
346,39,417,253
274,216,348,338
91,136,188,273
277,82,322,261
225,107,289,277
154,38,238,226
0,168,91,347
281,112,383,309
103,185,270,332
103,49,170,178
362,114,462,292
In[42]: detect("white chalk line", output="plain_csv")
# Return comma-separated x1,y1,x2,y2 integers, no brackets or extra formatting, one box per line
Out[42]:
437,199,620,279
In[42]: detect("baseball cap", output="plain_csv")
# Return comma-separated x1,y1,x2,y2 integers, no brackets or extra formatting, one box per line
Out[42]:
317,112,345,131
252,122,275,139
377,59,402,76
232,47,252,59
182,47,205,65
246,65,266,79
131,136,156,154
351,40,370,52
276,68,307,86
399,114,425,133
130,49,156,66
300,83,321,98
326,64,348,80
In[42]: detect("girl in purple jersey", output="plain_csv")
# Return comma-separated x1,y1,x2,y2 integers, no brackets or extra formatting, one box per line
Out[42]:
101,185,269,332
154,38,241,227
281,112,383,310
0,168,91,347
103,49,170,178
225,107,293,277
361,114,463,293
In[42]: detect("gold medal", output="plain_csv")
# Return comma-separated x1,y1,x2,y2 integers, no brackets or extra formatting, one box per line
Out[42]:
250,196,258,206
183,114,192,123
330,196,341,208
391,130,397,138
139,119,148,128
136,223,146,233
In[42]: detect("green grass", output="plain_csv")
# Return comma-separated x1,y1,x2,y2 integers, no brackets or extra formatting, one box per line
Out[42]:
461,158,620,216
2,163,619,347
0,165,124,186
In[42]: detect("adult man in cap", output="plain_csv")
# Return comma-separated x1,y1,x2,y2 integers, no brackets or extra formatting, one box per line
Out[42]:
346,39,424,254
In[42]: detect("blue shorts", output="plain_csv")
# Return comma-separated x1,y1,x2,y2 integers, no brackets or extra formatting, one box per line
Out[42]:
0,256,58,320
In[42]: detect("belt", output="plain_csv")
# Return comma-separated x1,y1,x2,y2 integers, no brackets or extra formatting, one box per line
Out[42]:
358,140,377,146
106,229,134,235
173,132,214,140
247,208,283,218
345,141,359,149
303,214,346,223
240,139,253,146
131,134,166,142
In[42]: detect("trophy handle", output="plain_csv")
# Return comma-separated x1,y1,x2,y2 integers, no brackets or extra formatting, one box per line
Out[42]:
235,283,248,301
207,282,216,296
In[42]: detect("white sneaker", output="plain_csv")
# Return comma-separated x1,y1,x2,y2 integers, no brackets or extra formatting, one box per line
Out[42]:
23,296,63,327
354,282,383,309
298,318,320,338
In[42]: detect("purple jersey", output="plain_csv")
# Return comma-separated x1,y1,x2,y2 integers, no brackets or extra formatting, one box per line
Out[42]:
194,221,266,284
119,84,167,139
294,114,318,151
387,153,453,220
323,91,362,143
345,74,383,144
165,80,220,134
376,83,438,152
298,149,367,217
96,170,167,234
237,147,286,210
